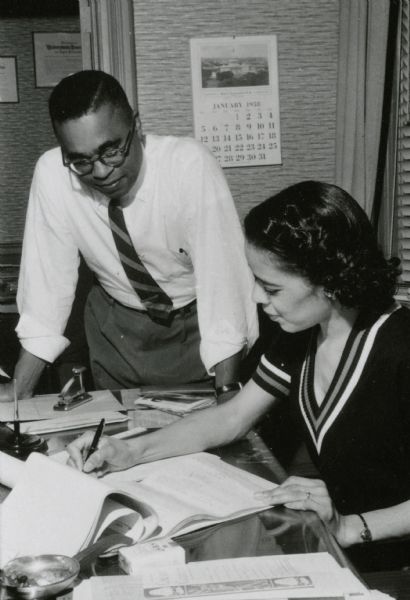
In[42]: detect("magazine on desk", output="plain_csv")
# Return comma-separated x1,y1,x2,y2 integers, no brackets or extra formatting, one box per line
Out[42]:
0,451,275,567
73,553,371,600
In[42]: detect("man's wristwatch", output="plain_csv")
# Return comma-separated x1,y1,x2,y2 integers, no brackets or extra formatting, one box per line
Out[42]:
357,513,372,542
215,382,243,399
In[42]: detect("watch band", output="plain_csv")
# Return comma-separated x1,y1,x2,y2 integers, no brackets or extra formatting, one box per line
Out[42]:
357,513,372,543
215,382,243,398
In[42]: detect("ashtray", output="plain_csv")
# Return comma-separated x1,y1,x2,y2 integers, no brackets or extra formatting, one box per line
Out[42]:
1,554,80,599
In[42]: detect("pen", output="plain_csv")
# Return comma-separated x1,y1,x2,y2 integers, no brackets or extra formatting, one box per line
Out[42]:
84,418,105,462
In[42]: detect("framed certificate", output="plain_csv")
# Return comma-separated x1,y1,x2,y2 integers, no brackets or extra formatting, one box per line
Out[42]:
190,35,281,168
32,32,82,88
0,56,19,103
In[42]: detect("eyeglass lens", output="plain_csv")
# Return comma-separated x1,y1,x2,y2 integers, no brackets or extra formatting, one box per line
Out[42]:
66,115,136,175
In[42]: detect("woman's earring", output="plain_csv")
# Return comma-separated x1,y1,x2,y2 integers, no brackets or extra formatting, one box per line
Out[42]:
263,219,275,235
324,289,336,301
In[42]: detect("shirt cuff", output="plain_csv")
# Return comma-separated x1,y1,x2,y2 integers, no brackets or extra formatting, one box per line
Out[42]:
201,338,250,374
16,314,70,363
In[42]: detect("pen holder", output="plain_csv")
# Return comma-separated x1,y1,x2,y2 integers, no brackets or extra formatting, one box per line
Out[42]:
0,421,48,460
0,379,48,460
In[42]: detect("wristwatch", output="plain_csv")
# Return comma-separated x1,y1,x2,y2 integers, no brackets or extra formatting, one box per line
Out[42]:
215,382,243,398
357,513,372,542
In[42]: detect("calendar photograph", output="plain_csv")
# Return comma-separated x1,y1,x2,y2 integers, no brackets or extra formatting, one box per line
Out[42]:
201,46,269,88
190,35,281,167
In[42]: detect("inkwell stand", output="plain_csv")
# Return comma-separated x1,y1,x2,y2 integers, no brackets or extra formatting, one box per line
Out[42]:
0,379,47,459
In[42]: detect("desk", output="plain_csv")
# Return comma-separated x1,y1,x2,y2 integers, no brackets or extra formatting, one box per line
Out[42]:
2,392,408,598
0,394,361,598
0,418,352,555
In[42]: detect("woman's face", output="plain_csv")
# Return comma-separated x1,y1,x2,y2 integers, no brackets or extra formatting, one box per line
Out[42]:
245,243,331,333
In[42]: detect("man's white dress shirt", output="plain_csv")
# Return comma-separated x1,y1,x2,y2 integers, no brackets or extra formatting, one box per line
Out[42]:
17,134,258,372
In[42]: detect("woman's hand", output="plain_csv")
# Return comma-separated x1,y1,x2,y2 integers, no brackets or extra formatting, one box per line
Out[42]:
256,475,354,547
67,432,137,476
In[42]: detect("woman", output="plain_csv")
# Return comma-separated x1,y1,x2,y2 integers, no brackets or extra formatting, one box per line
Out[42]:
68,181,410,570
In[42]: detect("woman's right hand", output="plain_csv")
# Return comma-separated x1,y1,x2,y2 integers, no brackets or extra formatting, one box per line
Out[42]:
67,432,137,476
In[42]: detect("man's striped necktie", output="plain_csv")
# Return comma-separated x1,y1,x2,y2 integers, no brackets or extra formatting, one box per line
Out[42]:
108,201,174,323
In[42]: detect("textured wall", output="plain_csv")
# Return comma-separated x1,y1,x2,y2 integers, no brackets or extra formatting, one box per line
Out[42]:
0,1,339,244
133,0,339,218
0,16,79,244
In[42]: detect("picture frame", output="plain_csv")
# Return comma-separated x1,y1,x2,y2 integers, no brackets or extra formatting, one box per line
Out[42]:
32,31,82,88
0,56,19,103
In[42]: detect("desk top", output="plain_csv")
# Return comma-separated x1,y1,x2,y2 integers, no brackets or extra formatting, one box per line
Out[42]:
0,412,351,566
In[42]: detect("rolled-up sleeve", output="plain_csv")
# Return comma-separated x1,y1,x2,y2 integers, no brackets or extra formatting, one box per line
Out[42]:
179,141,259,372
16,154,80,363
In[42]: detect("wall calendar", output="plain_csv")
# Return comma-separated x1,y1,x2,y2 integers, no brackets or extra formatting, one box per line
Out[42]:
190,35,281,168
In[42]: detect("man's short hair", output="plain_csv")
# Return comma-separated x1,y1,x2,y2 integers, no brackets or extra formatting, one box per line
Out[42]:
49,70,132,124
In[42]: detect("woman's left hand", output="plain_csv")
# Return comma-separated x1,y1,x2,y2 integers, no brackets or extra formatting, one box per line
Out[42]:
256,475,352,547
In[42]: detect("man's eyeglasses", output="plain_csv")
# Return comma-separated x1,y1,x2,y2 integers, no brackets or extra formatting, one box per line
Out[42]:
62,113,137,176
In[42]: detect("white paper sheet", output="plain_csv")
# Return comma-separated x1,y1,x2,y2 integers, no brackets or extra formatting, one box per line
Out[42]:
20,410,128,434
0,389,123,422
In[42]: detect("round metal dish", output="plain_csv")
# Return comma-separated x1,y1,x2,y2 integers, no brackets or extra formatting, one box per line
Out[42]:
1,554,80,599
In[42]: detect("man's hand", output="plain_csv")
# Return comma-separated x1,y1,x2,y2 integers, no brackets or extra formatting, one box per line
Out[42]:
215,389,238,404
67,432,137,476
0,381,15,403
1,349,47,403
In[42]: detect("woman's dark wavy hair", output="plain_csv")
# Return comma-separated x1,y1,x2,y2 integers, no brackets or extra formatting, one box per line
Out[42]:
244,180,400,311
48,70,132,125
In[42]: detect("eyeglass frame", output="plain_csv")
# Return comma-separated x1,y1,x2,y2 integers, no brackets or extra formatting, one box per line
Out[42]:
61,112,138,176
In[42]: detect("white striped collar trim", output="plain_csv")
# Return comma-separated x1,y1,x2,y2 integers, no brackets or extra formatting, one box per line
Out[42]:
260,354,291,383
299,304,400,453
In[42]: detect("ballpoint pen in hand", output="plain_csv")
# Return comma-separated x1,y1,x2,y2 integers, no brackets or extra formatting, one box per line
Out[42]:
84,418,105,463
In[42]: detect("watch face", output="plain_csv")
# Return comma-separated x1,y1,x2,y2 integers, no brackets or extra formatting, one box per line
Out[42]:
360,528,372,543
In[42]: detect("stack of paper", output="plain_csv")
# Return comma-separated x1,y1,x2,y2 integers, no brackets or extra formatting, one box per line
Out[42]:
134,393,215,416
20,410,129,434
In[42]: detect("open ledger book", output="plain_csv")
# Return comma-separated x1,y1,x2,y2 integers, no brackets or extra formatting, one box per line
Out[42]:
0,451,275,567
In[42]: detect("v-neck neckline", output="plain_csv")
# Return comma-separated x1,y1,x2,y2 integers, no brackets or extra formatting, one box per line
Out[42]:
306,321,360,411
298,304,400,453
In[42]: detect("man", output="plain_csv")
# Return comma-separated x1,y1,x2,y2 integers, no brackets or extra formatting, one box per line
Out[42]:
0,70,258,402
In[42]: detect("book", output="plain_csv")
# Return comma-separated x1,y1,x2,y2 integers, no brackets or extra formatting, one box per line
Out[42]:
73,552,370,600
102,452,275,537
0,451,275,567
